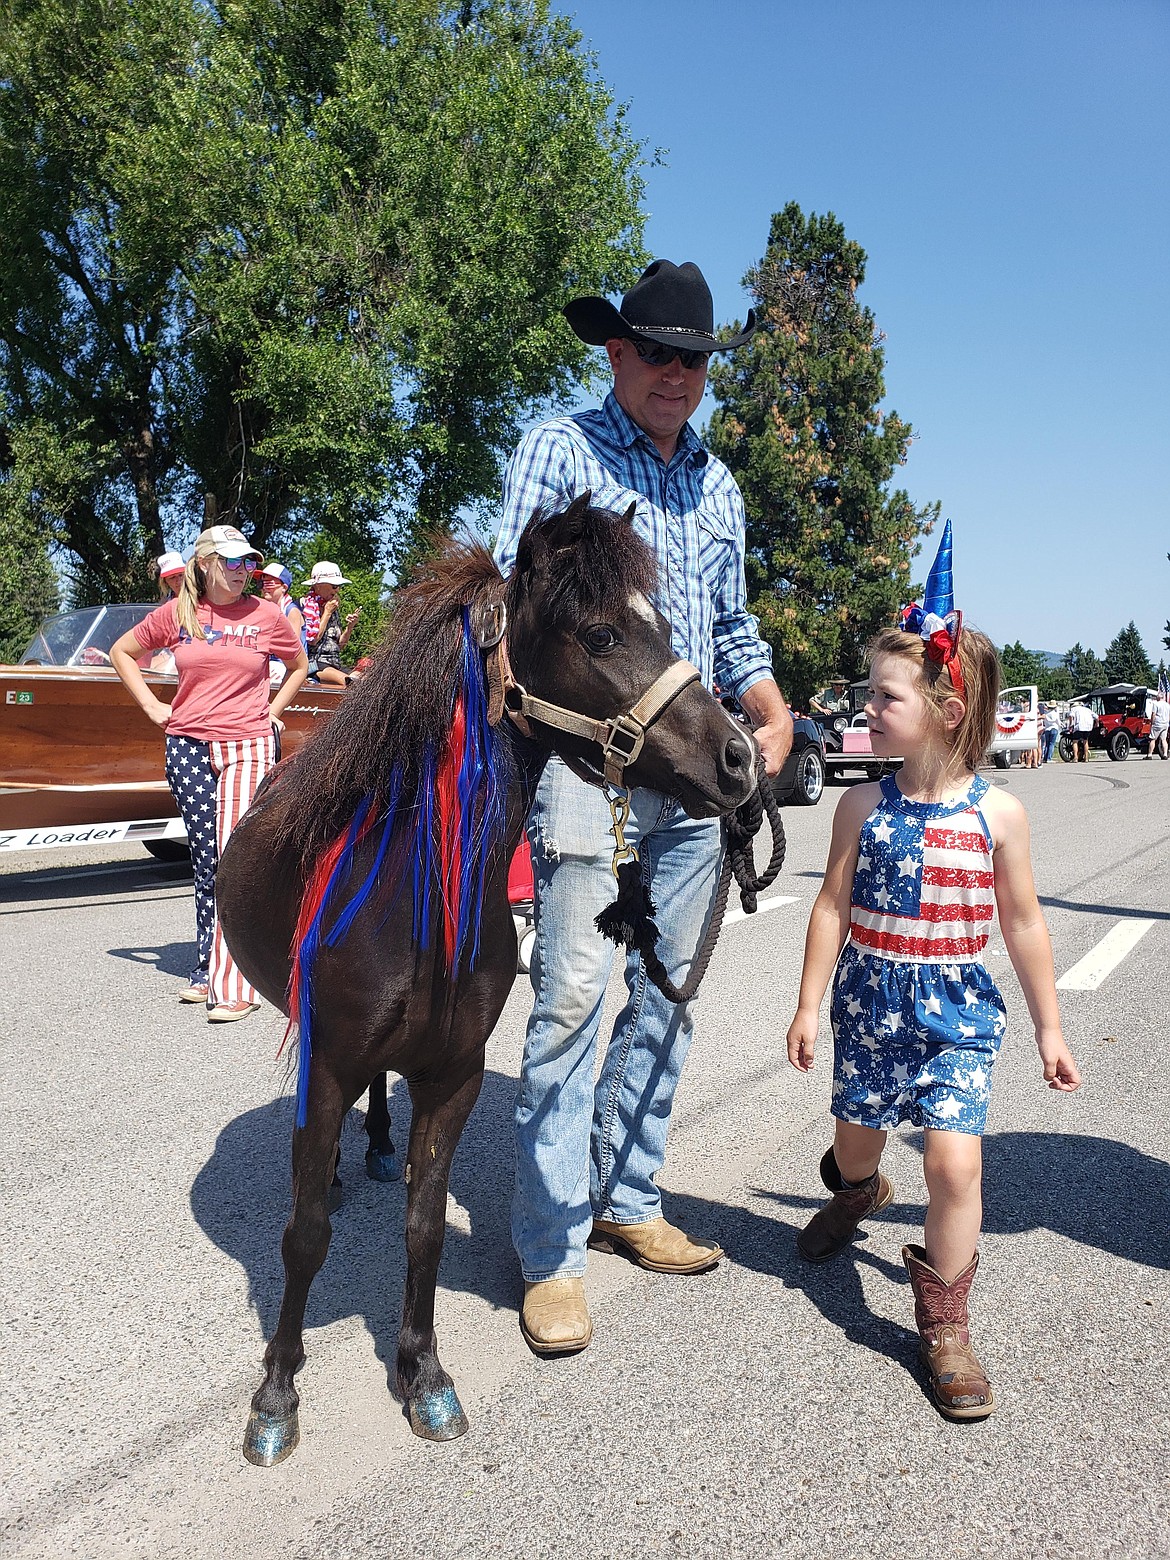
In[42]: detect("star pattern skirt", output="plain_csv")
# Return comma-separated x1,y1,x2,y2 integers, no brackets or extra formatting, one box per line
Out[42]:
829,943,1006,1135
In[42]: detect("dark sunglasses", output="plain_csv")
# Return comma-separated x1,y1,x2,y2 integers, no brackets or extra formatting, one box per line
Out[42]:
630,336,711,371
219,555,257,573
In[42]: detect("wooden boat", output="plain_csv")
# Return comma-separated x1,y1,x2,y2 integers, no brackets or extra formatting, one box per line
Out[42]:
1,605,342,852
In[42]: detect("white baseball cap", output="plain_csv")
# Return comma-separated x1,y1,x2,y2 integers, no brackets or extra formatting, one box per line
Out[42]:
157,551,186,578
302,561,351,587
199,524,263,562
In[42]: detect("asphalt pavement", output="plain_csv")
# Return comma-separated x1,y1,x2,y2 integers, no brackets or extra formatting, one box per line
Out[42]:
3,756,1168,1559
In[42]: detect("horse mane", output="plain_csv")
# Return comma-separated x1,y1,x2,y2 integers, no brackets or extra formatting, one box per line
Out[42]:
273,539,504,869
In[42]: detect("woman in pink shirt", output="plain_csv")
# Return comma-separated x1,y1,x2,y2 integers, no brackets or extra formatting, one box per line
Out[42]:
111,525,309,1021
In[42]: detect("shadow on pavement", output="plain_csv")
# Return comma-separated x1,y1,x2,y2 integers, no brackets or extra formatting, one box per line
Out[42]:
107,939,195,977
659,1129,1169,1392
189,1067,520,1390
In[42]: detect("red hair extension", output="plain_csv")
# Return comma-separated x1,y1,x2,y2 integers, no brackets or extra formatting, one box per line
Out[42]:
434,696,466,968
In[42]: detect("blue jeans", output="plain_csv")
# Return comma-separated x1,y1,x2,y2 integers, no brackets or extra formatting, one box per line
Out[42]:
1041,728,1058,763
512,761,724,1281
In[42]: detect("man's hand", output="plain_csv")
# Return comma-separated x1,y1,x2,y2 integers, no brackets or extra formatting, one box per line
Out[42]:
737,678,794,777
753,716,794,776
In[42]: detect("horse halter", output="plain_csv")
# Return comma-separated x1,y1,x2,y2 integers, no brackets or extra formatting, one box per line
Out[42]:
471,597,701,790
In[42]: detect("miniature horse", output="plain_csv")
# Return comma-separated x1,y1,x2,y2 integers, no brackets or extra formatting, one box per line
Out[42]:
216,496,757,1463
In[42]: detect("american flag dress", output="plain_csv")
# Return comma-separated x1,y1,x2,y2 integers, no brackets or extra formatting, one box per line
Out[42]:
830,774,1006,1135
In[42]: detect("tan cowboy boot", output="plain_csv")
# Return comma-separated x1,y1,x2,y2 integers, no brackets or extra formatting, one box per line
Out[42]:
520,1278,592,1355
797,1147,895,1262
588,1216,723,1273
902,1244,996,1420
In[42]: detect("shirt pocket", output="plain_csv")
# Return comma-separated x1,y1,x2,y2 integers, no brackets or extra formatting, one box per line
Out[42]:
695,502,738,595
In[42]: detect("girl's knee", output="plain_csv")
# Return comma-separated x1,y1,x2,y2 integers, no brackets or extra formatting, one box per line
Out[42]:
923,1132,983,1198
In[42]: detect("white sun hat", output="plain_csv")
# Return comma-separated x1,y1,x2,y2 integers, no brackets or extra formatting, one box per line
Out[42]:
302,561,351,587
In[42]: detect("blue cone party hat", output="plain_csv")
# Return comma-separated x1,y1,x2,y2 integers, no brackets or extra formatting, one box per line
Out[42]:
901,519,964,694
922,518,955,620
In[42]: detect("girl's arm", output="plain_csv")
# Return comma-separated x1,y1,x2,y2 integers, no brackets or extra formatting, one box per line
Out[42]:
110,631,172,729
785,784,873,1071
286,603,305,639
268,651,310,727
986,791,1081,1092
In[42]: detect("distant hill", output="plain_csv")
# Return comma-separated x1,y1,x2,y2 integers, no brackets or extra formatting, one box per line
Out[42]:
1039,651,1064,668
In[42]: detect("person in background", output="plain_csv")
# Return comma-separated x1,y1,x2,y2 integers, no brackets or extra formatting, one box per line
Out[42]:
1147,686,1169,759
146,553,190,674
810,676,851,717
260,563,307,696
300,561,361,686
1072,701,1096,762
110,525,308,1021
157,552,187,599
1040,701,1060,764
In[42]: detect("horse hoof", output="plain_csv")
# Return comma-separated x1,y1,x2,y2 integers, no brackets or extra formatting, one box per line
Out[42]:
242,1408,300,1466
328,1175,344,1213
365,1146,401,1182
408,1386,469,1442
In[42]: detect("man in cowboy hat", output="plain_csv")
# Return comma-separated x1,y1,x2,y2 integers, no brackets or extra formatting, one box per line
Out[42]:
494,259,793,1355
810,675,851,717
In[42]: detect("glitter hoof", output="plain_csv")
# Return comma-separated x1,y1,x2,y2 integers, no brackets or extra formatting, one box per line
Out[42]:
365,1146,401,1182
408,1386,469,1441
243,1408,300,1466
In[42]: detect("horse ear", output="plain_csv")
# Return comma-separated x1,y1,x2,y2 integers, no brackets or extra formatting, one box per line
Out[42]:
621,502,636,525
540,490,592,552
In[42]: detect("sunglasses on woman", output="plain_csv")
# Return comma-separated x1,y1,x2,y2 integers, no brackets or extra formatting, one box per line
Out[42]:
219,556,257,573
631,336,711,372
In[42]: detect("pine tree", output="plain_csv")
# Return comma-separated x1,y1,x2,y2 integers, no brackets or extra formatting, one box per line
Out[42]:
1103,622,1155,686
705,203,936,706
1063,643,1106,693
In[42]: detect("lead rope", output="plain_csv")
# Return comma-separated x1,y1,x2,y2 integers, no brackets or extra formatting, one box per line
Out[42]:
594,748,787,1005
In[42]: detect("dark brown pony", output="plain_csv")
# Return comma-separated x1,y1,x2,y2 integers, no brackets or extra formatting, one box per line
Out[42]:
217,496,756,1463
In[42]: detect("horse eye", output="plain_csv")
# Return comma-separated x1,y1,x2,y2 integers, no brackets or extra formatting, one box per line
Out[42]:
582,624,618,655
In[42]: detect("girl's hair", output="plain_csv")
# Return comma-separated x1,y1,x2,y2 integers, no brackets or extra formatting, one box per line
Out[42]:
867,623,1001,772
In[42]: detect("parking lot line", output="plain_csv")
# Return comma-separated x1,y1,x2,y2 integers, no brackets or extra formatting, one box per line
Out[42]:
1056,918,1156,991
723,894,799,929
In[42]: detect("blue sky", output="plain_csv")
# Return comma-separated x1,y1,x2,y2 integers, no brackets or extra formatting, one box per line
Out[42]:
554,0,1169,667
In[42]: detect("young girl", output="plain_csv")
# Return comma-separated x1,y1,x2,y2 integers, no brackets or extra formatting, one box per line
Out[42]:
785,523,1080,1420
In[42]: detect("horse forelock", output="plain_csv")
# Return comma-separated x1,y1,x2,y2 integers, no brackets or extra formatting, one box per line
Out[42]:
522,504,657,626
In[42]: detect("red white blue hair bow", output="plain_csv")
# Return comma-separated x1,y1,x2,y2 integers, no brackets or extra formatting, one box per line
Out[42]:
900,519,965,697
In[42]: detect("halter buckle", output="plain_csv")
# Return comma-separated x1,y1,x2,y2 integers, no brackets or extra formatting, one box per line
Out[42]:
471,599,507,649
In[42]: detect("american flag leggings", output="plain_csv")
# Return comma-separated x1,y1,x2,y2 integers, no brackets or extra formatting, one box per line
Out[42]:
164,732,276,1007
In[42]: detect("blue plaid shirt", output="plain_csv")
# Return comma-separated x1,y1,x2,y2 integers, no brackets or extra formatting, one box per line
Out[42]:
494,393,773,700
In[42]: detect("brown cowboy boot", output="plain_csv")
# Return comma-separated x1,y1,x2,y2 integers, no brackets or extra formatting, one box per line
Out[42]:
902,1244,996,1420
797,1146,895,1263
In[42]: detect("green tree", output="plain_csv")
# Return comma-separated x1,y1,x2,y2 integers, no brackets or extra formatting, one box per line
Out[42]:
1103,621,1155,686
0,420,60,660
1063,642,1106,693
0,0,647,602
705,203,937,707
1039,664,1074,702
999,641,1047,688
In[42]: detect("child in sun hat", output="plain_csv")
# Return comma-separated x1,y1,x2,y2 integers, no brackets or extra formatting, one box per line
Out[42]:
784,520,1080,1421
299,560,361,686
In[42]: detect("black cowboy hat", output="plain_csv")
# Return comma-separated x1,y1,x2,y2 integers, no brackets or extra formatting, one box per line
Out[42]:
563,259,757,355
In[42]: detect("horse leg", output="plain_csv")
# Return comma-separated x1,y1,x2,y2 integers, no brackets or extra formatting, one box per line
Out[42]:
364,1070,400,1182
398,1065,484,1441
243,1073,346,1466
